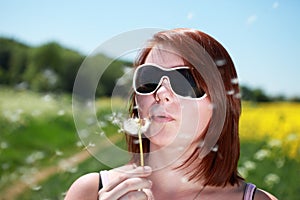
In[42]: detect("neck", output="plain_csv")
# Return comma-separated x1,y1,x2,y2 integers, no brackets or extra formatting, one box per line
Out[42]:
146,141,204,199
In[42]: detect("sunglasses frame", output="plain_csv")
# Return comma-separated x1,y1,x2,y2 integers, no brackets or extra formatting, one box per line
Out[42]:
133,63,207,100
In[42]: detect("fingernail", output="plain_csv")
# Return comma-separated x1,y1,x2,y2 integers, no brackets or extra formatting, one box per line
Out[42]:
143,166,152,172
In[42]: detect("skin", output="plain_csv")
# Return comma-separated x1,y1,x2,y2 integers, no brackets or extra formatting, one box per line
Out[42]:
64,48,277,200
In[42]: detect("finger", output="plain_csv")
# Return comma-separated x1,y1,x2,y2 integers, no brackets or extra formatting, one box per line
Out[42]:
102,166,152,192
119,190,148,200
106,177,152,200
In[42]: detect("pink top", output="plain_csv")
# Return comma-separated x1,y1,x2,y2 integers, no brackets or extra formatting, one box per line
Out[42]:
243,183,257,200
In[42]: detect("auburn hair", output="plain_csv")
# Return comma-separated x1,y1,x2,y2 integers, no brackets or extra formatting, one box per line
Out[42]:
126,28,243,186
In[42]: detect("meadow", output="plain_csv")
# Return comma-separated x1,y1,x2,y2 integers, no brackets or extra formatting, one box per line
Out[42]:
0,87,299,200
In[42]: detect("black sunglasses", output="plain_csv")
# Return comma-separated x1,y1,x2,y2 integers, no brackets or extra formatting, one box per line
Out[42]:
133,63,206,99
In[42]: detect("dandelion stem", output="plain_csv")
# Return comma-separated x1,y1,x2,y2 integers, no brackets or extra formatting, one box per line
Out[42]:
138,119,144,166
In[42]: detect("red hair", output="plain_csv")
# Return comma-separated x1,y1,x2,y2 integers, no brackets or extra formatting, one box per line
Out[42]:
126,28,243,186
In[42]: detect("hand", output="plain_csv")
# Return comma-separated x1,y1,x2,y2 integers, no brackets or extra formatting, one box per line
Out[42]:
98,165,153,200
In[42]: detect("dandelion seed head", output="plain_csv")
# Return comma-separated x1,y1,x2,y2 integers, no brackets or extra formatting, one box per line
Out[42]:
123,118,150,135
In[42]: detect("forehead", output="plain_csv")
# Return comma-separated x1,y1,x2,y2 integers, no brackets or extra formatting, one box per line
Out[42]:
144,48,185,68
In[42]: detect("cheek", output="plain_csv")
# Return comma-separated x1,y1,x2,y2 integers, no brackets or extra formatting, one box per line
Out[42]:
197,98,212,132
135,95,153,118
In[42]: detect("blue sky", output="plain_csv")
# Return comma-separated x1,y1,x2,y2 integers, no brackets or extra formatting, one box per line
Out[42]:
1,0,299,97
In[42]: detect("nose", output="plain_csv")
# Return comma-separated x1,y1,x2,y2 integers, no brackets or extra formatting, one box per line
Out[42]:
155,78,174,103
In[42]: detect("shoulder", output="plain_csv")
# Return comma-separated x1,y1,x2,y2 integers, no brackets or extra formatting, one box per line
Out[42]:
254,188,278,200
64,172,99,200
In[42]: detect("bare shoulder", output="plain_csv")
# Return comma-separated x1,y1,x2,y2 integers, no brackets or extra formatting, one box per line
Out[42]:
64,172,99,200
254,188,278,200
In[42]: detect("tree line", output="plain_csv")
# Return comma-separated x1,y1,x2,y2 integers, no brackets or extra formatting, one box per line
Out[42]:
0,37,298,102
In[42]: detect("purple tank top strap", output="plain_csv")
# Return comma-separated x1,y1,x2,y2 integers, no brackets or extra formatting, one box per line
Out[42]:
243,183,257,200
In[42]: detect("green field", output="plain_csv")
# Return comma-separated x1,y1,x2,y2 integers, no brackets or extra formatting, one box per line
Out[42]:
0,88,299,200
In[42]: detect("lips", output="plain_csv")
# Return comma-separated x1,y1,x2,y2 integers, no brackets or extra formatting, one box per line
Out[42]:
150,114,174,123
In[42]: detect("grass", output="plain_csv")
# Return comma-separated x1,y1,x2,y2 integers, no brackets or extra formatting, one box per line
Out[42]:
1,87,299,200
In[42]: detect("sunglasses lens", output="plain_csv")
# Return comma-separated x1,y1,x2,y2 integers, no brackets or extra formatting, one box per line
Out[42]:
134,65,205,98
135,65,161,93
170,68,205,98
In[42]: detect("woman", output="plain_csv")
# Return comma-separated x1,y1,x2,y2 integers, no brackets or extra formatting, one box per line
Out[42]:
65,28,277,200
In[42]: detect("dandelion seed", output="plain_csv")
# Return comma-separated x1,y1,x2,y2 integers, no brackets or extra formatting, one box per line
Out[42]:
227,90,235,95
97,131,105,136
118,128,124,133
67,167,78,173
215,59,227,67
211,144,219,152
181,177,189,183
231,78,239,84
234,93,242,99
31,185,42,191
76,141,83,147
86,142,96,148
25,151,45,164
133,139,140,144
